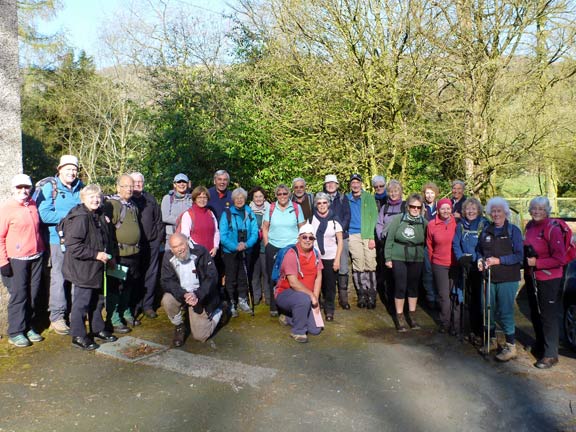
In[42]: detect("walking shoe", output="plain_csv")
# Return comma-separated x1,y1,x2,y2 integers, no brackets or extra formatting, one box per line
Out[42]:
50,319,70,335
173,324,185,347
535,357,558,369
8,334,32,348
113,324,132,334
26,329,44,342
395,314,408,332
144,309,158,319
278,314,290,326
230,304,239,318
406,312,420,330
237,297,252,313
478,338,498,355
290,333,308,343
72,336,99,351
93,331,118,342
495,343,517,362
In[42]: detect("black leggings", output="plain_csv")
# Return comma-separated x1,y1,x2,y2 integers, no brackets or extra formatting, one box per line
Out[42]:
392,261,423,299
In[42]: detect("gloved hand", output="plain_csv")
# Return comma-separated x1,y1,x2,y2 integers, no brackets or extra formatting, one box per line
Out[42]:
458,255,472,270
1,263,13,277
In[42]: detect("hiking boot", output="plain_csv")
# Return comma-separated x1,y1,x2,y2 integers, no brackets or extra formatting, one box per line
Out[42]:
407,312,420,330
173,324,185,347
291,333,308,343
9,334,32,348
50,319,70,335
230,304,239,318
278,314,290,326
535,357,558,369
495,343,517,362
478,338,498,355
237,297,251,313
395,314,408,332
26,329,44,342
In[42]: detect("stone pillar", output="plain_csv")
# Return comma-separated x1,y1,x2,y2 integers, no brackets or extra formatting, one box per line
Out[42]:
0,0,24,334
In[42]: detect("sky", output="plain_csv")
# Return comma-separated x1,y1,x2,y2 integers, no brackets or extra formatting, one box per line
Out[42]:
35,0,236,67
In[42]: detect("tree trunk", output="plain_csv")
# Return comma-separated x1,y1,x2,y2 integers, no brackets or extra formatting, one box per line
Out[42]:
0,0,23,335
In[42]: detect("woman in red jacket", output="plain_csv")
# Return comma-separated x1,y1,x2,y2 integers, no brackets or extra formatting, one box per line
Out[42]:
0,174,45,348
524,196,566,369
426,198,458,334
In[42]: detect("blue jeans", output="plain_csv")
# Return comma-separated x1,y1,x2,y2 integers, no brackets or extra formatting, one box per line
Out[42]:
276,289,322,336
483,280,519,339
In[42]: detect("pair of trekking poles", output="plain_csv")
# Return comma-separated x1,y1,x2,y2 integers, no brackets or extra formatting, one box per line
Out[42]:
481,259,492,356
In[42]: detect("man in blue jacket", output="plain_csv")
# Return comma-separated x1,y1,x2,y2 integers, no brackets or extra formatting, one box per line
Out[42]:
37,155,84,335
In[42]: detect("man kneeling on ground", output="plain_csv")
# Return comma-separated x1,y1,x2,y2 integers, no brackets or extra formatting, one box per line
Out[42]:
276,223,323,343
161,233,223,346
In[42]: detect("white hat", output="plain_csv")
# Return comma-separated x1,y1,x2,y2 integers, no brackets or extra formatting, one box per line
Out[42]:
298,223,315,236
57,155,79,170
11,174,32,188
324,174,339,184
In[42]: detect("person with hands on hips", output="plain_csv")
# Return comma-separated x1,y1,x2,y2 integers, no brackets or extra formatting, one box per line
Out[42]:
275,223,323,343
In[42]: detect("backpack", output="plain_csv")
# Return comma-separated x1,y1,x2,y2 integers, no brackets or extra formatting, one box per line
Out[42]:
105,196,135,229
32,176,58,203
271,244,320,293
269,201,300,222
223,207,254,231
541,219,576,266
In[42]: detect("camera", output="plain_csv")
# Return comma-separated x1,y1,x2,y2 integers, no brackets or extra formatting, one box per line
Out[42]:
238,229,247,243
524,244,538,259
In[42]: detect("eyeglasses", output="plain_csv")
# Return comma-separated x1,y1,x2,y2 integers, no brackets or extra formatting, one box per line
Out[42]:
408,205,422,210
119,185,134,189
300,235,315,241
293,186,305,190
316,201,328,205
276,192,289,196
374,184,385,189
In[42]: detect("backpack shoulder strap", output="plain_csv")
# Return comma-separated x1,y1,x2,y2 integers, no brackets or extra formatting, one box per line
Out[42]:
269,202,276,220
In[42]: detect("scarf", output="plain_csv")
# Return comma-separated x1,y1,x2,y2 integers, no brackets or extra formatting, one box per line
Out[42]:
249,200,268,216
314,209,336,255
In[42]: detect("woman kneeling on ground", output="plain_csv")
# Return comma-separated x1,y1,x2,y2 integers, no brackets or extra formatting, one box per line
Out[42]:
384,193,427,332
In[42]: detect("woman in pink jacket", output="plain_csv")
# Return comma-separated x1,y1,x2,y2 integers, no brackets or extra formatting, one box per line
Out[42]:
426,198,458,334
0,174,45,347
524,196,566,369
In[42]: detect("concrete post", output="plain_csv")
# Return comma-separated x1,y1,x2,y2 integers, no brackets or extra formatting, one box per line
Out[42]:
0,0,24,334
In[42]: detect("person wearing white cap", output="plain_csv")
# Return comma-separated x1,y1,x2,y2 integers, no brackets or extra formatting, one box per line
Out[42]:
161,173,192,243
37,154,84,336
0,174,46,347
274,223,323,343
322,174,352,310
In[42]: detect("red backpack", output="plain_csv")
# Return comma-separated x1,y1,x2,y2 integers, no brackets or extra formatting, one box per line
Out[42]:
542,219,576,266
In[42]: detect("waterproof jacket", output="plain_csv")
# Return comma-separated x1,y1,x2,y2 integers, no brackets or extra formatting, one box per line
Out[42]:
524,218,566,281
132,191,164,247
219,205,259,254
426,215,458,267
453,217,488,263
161,242,220,316
384,213,427,262
62,204,116,289
37,177,83,245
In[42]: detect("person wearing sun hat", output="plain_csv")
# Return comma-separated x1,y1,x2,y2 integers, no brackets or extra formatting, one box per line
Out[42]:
0,174,46,347
274,223,324,343
37,155,84,336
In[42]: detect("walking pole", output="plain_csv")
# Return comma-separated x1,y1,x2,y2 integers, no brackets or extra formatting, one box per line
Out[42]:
531,270,542,316
485,263,492,355
241,251,255,317
460,266,468,342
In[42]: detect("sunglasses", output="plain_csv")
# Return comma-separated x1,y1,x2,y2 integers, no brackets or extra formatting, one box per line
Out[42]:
276,192,289,196
408,205,422,210
316,201,329,205
15,185,31,190
300,235,315,241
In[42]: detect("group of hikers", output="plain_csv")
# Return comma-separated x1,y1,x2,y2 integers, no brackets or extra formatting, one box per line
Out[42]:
0,155,571,370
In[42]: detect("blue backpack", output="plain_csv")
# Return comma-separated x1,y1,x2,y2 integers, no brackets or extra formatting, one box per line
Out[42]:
271,244,320,293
